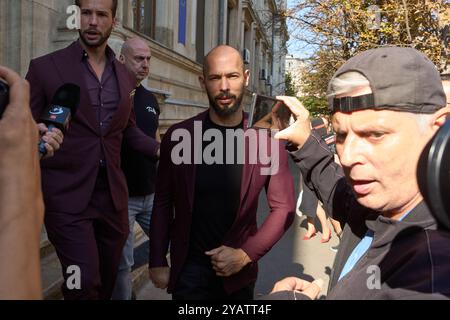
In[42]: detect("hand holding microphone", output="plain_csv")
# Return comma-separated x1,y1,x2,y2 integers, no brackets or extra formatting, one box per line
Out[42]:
38,124,63,159
38,83,80,158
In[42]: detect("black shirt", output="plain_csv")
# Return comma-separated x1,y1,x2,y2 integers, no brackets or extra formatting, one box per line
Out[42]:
121,85,160,196
188,115,244,263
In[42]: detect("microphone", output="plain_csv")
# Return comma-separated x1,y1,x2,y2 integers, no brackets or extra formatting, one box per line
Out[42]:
38,83,80,157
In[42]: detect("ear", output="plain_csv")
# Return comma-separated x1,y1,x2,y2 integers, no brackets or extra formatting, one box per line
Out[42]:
112,17,117,28
432,106,450,131
119,54,125,64
244,69,250,87
198,75,206,90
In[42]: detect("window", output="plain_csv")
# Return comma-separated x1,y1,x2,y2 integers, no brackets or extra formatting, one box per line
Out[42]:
178,0,187,45
226,5,232,44
130,0,156,38
196,0,205,63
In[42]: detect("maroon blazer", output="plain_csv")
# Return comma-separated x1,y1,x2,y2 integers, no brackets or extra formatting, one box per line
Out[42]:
149,111,295,294
26,41,159,214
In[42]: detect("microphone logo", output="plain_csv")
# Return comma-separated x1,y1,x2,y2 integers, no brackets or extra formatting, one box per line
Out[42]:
49,106,64,115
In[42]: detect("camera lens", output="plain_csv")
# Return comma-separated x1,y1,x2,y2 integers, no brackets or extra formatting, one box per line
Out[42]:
423,119,450,230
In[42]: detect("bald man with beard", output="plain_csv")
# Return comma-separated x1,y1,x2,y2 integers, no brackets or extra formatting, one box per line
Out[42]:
148,45,295,300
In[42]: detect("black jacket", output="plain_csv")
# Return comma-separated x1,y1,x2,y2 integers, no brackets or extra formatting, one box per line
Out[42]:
269,132,450,300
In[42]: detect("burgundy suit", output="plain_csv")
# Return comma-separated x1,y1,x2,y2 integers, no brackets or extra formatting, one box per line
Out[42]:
26,41,159,299
149,111,295,296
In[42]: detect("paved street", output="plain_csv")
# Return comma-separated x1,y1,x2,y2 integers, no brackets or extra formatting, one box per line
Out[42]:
136,159,338,300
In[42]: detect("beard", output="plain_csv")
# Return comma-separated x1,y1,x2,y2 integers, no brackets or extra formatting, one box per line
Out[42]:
207,88,245,118
79,25,113,48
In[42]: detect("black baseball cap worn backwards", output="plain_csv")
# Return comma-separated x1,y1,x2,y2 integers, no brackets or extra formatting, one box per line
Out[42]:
328,46,447,114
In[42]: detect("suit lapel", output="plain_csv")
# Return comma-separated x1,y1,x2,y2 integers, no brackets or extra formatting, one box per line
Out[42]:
239,114,256,211
184,111,206,211
52,42,99,133
105,61,135,135
185,159,196,212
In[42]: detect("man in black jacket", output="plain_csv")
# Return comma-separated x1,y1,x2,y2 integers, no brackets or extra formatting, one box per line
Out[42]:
268,47,450,300
112,38,160,300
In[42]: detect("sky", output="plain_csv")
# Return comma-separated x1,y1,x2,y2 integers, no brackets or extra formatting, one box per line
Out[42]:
286,0,313,59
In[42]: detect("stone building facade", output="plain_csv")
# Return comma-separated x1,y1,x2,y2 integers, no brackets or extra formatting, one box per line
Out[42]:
285,54,305,97
0,0,288,132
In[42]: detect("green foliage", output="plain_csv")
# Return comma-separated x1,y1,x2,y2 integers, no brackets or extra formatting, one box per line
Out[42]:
299,95,329,117
287,0,449,100
284,72,297,96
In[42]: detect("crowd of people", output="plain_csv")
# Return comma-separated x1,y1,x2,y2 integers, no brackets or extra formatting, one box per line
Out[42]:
1,0,450,300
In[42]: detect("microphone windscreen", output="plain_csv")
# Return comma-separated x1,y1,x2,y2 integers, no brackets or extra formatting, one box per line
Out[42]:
51,83,80,116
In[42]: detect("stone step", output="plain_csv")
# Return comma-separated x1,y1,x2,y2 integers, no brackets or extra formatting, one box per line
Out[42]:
40,228,54,260
40,251,63,300
40,225,149,300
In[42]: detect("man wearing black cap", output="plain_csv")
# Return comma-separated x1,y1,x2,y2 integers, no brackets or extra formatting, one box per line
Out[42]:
267,46,450,299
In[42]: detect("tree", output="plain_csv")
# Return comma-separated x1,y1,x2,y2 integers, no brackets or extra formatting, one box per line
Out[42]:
298,95,329,117
284,71,297,96
285,0,449,100
285,69,329,116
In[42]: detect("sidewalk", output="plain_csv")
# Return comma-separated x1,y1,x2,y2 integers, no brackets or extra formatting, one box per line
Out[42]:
136,209,338,301
136,159,338,300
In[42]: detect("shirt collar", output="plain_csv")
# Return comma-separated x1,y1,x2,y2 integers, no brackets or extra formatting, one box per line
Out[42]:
75,39,116,63
365,201,437,248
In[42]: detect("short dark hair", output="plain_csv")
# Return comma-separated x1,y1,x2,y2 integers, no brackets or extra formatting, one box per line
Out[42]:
75,0,118,18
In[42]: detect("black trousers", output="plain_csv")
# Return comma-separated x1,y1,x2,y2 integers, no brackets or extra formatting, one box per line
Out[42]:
173,258,255,300
299,180,319,218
